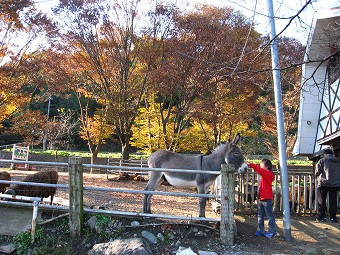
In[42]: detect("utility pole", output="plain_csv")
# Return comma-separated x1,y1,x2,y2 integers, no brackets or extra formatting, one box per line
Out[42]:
43,96,52,151
266,0,291,241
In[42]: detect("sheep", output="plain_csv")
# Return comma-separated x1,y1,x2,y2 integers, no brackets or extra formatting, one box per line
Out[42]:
0,171,11,193
5,169,59,205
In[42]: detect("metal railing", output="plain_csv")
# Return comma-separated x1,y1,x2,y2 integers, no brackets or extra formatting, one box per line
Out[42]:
0,158,237,245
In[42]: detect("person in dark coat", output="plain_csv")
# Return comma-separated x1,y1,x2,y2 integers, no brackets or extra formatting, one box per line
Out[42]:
315,148,340,223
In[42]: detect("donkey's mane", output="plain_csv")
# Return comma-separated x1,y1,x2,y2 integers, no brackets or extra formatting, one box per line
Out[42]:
205,142,228,155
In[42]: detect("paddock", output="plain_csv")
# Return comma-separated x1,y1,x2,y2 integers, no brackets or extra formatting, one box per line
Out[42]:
0,158,236,244
0,158,338,244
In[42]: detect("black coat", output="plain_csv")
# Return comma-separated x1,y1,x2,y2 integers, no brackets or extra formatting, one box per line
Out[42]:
316,154,340,187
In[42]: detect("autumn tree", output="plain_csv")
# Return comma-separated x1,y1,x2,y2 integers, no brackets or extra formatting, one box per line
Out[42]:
138,5,264,152
256,36,305,157
7,110,46,146
46,109,79,153
27,47,111,162
186,6,265,148
0,1,52,127
49,0,174,160
77,94,112,165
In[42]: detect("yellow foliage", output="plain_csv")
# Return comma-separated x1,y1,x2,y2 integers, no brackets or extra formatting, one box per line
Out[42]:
131,102,164,153
79,114,112,144
131,97,256,153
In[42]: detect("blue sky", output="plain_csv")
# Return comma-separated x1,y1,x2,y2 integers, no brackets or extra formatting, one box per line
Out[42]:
34,0,340,44
186,0,340,44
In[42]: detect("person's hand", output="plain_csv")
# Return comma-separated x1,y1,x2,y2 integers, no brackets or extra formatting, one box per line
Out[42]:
238,162,248,174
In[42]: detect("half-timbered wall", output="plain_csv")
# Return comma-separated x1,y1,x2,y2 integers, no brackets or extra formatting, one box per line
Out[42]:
293,9,340,157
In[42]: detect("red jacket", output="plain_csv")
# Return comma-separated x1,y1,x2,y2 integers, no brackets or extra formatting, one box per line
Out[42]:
248,162,275,200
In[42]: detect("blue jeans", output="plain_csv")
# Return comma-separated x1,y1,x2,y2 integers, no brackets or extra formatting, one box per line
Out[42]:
258,199,276,234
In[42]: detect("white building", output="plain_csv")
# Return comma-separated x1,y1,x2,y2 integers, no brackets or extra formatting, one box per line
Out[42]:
293,8,340,160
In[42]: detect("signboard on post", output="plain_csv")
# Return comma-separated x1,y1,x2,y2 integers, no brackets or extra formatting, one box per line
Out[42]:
11,144,30,170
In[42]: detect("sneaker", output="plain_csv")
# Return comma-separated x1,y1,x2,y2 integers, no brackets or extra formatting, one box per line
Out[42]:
254,230,265,236
316,217,327,222
264,232,276,238
330,218,338,223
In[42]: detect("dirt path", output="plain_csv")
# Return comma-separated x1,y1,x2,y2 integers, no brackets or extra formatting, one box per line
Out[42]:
235,215,340,255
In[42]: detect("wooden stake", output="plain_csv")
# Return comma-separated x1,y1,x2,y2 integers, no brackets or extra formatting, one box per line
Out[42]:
220,164,235,245
68,157,84,238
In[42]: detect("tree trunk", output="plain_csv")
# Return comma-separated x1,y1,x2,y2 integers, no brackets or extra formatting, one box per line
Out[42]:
54,149,58,162
119,135,131,178
87,139,101,173
91,151,98,165
121,141,130,160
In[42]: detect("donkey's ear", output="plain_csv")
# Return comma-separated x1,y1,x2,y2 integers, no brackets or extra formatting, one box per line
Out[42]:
231,133,241,145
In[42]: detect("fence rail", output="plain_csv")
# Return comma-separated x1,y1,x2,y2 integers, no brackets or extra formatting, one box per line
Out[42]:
0,159,321,216
107,158,148,177
3,157,337,243
0,158,236,245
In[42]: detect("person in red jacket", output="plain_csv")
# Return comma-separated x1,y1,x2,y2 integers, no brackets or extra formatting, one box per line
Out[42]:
246,159,277,238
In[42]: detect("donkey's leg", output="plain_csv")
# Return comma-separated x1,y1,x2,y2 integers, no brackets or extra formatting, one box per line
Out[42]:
143,171,163,214
197,183,210,218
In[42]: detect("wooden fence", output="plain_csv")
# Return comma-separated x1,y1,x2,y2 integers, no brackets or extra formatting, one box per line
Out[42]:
215,165,317,215
2,157,338,244
106,158,148,179
0,158,236,245
106,160,320,215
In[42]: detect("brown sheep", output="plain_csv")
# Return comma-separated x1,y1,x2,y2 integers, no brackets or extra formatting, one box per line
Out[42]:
0,171,11,193
5,169,59,205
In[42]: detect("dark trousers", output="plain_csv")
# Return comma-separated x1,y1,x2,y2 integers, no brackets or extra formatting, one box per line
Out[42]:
317,186,339,219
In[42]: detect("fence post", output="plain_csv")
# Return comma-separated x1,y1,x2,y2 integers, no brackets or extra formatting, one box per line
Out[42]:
31,200,39,243
68,157,84,238
220,164,235,245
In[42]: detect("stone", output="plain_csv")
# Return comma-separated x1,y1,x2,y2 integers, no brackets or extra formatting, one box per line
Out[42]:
321,247,340,255
130,221,140,227
157,232,165,242
0,243,16,254
141,230,158,244
176,247,197,255
87,238,152,255
198,251,218,255
223,252,262,255
86,216,98,230
194,230,206,237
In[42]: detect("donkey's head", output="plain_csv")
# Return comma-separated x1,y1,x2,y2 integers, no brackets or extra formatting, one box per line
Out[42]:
225,133,247,174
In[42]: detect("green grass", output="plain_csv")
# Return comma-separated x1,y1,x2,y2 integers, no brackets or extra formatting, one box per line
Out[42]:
248,159,312,166
2,148,311,165
23,149,148,159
